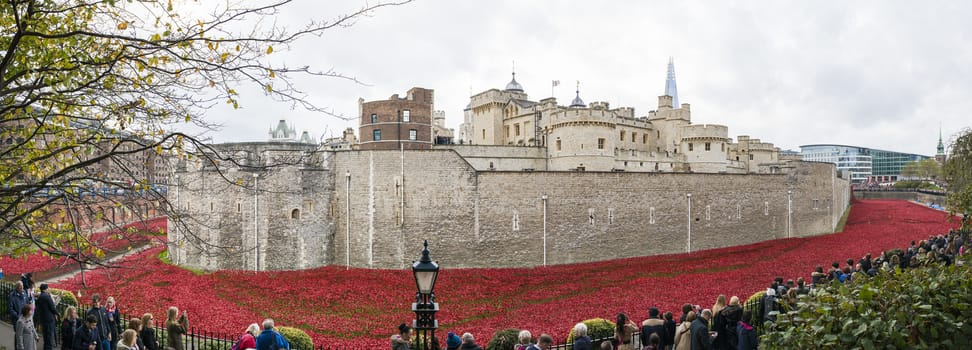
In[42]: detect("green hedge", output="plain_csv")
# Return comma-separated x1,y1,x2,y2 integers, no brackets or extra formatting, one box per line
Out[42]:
762,258,972,349
566,318,615,344
277,326,313,350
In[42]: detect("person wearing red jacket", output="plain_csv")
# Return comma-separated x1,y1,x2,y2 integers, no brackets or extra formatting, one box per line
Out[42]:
238,324,259,350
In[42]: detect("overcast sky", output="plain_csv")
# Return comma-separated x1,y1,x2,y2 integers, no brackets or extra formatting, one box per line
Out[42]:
197,0,971,156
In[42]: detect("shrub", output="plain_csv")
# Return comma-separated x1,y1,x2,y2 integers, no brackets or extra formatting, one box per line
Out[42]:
566,318,616,344
744,290,765,307
762,257,972,349
277,326,313,350
486,328,521,350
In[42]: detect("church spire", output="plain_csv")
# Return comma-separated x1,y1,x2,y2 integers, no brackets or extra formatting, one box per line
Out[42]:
665,57,679,107
937,125,945,156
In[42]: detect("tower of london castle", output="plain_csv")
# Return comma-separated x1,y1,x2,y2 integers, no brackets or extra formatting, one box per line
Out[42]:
169,60,850,271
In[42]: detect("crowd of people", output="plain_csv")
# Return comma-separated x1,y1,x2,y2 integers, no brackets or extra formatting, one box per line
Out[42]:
7,226,968,350
386,228,969,350
8,287,294,350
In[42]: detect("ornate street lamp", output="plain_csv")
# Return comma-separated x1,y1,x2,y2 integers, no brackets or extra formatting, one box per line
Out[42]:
412,240,440,350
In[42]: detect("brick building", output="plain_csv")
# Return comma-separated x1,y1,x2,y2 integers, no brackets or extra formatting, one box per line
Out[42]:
358,87,434,150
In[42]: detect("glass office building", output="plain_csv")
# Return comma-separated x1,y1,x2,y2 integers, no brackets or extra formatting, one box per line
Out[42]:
800,144,930,184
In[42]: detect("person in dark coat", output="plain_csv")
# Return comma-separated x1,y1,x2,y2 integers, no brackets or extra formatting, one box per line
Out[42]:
761,289,779,323
663,311,677,348
736,311,757,350
36,284,60,350
641,307,667,349
690,309,713,350
138,314,159,350
571,323,592,350
8,281,30,323
86,294,111,350
104,297,120,350
74,316,101,350
61,307,79,350
713,297,742,350
21,273,35,301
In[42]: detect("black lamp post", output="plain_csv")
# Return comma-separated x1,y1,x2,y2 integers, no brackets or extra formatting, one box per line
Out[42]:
412,240,440,350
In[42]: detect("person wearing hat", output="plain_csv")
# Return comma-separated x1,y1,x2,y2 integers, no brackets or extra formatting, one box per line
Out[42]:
390,323,411,350
446,332,461,350
36,284,60,350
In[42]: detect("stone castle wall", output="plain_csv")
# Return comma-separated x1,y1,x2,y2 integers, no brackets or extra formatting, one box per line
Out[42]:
172,148,849,270
168,143,334,271
329,149,850,269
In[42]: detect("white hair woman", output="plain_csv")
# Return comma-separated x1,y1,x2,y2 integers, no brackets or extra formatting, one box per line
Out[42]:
572,323,591,350
516,330,534,349
237,324,259,350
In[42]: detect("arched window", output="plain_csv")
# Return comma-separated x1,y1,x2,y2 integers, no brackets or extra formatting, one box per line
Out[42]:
291,208,300,219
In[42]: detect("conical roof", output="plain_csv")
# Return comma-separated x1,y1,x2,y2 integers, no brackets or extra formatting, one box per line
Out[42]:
505,72,524,92
570,82,585,108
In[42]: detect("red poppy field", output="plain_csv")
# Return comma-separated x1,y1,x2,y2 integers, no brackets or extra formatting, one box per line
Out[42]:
51,200,958,348
0,217,167,277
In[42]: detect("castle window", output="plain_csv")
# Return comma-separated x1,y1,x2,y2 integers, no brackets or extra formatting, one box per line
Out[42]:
620,130,626,141
657,130,660,138
512,210,520,231
608,208,615,224
402,110,410,122
291,209,300,219
764,202,769,215
688,143,694,151
721,143,725,152
482,129,486,139
597,138,605,149
373,129,381,141
649,207,656,224
556,139,562,151
750,154,754,160
631,132,637,143
705,142,711,151
371,113,377,123
408,129,417,141
705,205,711,221
505,126,510,138
237,203,241,213
514,124,520,136
643,134,648,144
210,202,214,212
588,208,595,225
